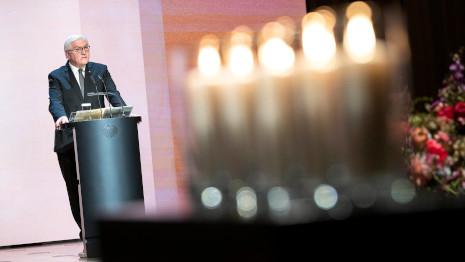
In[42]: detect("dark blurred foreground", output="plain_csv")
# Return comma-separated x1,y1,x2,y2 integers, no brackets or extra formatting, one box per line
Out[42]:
99,200,465,261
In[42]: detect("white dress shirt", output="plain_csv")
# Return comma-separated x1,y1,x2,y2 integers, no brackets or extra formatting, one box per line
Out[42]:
68,63,86,87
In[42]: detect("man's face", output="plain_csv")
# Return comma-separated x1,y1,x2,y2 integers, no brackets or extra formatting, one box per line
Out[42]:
65,38,90,68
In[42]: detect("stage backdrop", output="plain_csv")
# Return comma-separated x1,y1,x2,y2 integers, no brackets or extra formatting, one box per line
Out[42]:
0,0,306,246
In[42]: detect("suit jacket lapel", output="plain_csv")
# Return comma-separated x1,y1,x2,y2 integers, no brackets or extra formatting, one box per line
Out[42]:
65,61,84,102
86,63,94,77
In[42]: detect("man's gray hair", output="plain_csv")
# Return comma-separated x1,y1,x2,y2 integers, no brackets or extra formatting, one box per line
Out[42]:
64,35,89,51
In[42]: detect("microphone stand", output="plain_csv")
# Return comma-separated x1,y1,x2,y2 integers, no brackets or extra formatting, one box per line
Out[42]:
98,75,125,117
88,74,126,119
97,75,113,118
87,92,128,118
89,74,104,119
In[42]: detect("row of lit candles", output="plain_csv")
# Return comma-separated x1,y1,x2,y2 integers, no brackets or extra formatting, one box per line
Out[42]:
186,1,391,131
184,1,406,221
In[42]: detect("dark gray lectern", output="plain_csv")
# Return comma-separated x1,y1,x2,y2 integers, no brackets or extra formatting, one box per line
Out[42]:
66,116,144,258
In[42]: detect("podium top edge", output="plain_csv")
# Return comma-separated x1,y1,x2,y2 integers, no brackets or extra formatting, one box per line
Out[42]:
61,116,142,129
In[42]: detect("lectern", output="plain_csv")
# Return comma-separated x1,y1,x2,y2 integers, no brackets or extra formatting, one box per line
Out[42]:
65,116,144,258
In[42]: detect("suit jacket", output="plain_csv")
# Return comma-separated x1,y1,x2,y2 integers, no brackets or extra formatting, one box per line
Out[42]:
48,61,126,153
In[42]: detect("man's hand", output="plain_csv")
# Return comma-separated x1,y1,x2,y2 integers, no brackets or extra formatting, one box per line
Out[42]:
55,116,69,130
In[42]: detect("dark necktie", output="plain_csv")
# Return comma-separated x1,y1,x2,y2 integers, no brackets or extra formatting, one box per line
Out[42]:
78,68,85,97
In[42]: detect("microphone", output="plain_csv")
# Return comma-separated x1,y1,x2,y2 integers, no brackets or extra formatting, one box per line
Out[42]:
97,75,126,117
97,75,111,105
89,74,104,118
96,75,113,118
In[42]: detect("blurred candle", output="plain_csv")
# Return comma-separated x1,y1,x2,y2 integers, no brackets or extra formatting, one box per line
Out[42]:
185,34,222,181
256,19,296,184
341,1,391,176
301,8,337,71
223,27,255,135
295,8,342,177
217,26,258,178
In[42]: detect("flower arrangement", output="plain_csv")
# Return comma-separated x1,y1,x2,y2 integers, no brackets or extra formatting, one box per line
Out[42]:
404,46,465,195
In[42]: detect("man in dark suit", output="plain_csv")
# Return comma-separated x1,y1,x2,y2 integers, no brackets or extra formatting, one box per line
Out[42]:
48,35,127,243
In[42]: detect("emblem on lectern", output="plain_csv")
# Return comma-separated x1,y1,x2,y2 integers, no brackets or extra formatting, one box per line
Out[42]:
102,124,118,138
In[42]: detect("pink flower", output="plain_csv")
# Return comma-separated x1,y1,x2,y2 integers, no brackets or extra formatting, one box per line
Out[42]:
432,102,444,112
457,117,465,125
409,155,433,187
426,139,448,163
434,131,450,144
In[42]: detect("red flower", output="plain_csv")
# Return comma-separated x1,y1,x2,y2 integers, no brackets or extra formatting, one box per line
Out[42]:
436,106,455,121
426,139,448,163
455,101,465,118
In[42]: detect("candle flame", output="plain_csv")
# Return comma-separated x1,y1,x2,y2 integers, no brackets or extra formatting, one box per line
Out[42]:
258,21,295,75
228,29,254,78
302,11,337,71
345,1,372,19
259,37,295,75
229,45,254,77
198,34,221,76
275,16,296,45
343,2,376,63
315,6,336,29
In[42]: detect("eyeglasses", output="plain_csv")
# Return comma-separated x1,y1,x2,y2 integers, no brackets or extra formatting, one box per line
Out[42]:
67,46,90,54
